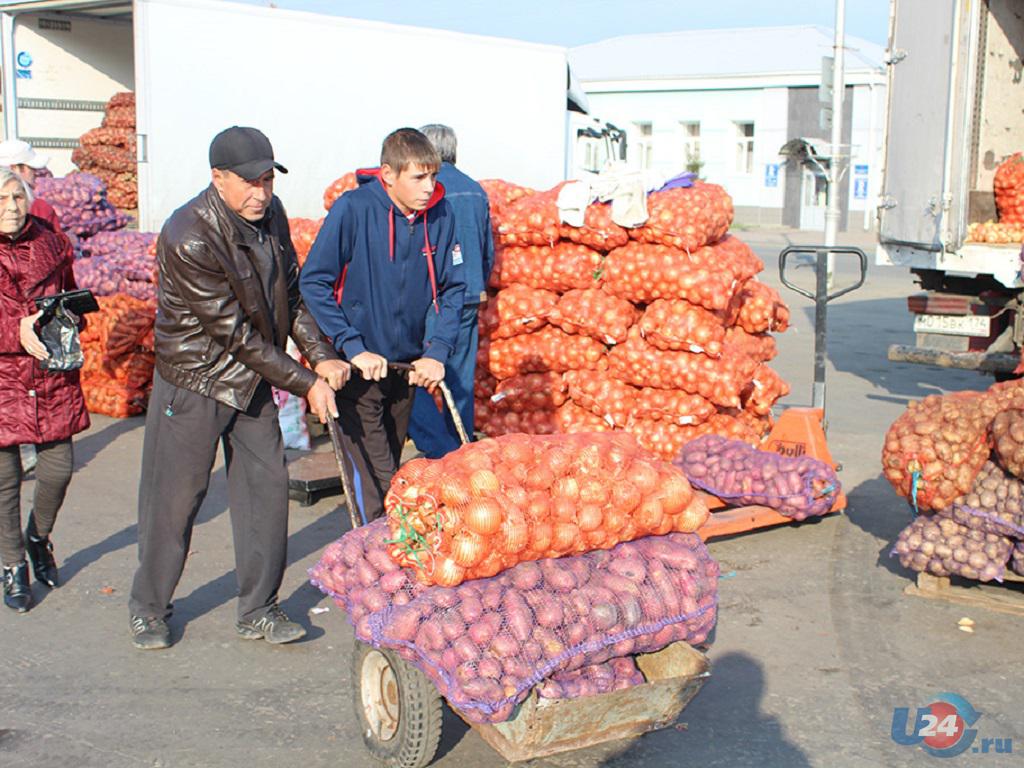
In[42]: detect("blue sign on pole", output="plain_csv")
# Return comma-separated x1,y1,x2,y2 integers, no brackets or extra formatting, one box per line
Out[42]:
764,163,779,188
854,177,869,200
854,164,869,176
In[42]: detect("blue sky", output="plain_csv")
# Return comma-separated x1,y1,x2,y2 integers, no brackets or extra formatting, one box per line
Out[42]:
250,0,891,47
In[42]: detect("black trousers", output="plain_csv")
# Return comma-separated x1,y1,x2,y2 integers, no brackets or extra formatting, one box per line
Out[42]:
0,439,74,566
129,372,289,622
335,370,414,523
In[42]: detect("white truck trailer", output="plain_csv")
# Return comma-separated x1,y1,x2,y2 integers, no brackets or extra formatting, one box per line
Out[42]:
0,0,592,230
877,0,1024,376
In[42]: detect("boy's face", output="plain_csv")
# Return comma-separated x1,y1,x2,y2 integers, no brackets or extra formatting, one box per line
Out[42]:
382,162,437,215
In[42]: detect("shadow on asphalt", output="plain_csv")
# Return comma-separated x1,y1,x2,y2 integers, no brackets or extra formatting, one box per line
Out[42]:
593,652,813,768
800,296,990,400
73,416,144,470
843,474,917,581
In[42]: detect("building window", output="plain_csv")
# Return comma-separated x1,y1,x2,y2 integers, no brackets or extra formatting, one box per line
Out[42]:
680,121,701,173
635,121,654,169
735,121,755,174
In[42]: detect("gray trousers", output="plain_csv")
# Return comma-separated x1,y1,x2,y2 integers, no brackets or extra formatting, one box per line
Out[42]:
129,371,289,623
0,439,74,566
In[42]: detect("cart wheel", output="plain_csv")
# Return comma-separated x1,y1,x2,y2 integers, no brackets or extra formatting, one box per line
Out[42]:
352,642,443,768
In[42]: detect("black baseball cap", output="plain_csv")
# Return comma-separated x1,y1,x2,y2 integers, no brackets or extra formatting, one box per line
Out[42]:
209,126,288,180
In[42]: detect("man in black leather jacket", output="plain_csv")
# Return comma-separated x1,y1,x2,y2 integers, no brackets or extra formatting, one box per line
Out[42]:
128,126,349,650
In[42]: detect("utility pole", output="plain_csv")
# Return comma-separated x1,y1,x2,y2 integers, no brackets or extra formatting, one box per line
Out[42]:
824,0,847,290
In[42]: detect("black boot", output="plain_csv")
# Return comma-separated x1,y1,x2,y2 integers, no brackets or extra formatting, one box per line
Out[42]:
25,514,59,589
3,561,32,613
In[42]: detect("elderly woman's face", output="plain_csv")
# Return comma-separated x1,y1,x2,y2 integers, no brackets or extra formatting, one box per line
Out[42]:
0,179,28,235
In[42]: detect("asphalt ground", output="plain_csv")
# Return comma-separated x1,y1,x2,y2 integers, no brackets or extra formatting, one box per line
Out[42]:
3,228,1021,767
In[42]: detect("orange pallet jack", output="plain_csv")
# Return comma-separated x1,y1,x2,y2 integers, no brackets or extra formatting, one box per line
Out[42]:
698,245,866,541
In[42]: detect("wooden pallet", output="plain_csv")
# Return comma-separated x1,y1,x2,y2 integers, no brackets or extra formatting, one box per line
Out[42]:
904,570,1024,617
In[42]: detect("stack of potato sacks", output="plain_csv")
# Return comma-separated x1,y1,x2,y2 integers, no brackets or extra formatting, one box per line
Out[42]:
473,179,791,461
72,92,138,210
287,171,359,268
886,380,1024,582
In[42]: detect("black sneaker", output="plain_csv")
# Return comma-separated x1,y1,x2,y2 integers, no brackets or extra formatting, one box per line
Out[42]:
130,615,172,650
236,605,306,644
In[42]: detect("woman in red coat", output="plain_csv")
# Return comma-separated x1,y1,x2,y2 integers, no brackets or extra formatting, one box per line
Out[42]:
0,167,89,612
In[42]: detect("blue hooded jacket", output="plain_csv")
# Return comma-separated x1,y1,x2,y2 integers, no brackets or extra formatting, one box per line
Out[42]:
300,169,466,364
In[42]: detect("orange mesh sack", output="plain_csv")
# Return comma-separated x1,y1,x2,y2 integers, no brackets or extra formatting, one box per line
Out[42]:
383,432,710,586
638,299,726,356
881,392,993,512
490,372,568,412
631,388,716,427
741,364,791,416
289,217,323,267
323,172,358,211
495,188,562,246
601,241,741,310
547,288,638,345
991,409,1024,479
628,182,733,252
485,326,607,379
478,284,558,339
732,280,791,333
608,328,758,407
563,370,638,428
477,406,558,438
559,202,629,252
490,241,602,292
554,401,615,434
725,326,778,362
994,152,1024,225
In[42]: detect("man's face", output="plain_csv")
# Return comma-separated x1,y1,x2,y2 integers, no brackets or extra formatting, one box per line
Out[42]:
381,163,437,215
11,164,36,187
212,168,274,221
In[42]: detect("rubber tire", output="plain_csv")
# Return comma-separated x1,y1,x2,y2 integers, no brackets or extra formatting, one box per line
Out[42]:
352,642,443,768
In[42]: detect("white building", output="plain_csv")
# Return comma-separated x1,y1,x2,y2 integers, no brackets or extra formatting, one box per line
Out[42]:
570,25,888,231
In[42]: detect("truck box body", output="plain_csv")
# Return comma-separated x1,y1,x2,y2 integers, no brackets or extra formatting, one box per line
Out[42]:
878,0,1024,373
1,0,576,230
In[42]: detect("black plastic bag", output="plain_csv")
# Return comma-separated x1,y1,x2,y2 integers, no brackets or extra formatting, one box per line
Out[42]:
36,299,84,372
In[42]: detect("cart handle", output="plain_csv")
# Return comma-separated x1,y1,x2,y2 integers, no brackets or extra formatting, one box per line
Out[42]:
778,245,867,302
388,362,471,446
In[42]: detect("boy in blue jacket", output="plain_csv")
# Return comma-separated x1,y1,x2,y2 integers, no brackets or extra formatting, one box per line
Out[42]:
300,128,466,522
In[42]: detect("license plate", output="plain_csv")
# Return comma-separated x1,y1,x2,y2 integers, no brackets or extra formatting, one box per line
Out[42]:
913,313,991,337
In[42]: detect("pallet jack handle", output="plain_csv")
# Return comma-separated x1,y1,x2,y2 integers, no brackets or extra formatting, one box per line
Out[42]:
778,245,867,415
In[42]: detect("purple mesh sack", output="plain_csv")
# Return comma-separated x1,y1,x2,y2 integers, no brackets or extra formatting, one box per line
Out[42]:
1012,542,1024,577
675,434,840,520
948,461,1024,537
537,657,644,700
891,511,1013,583
310,519,718,723
73,231,157,299
36,172,130,238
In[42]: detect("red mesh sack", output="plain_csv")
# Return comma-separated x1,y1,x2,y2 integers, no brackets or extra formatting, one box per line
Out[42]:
559,202,629,252
741,364,790,416
485,326,607,379
477,405,558,437
631,388,716,426
638,299,726,356
310,519,718,723
677,434,840,520
479,179,534,214
490,241,602,292
601,241,741,311
496,188,562,246
478,284,558,339
383,432,710,585
629,182,733,252
994,152,1024,225
608,329,758,407
554,402,615,433
547,288,638,345
564,370,638,428
323,171,358,210
490,372,567,412
732,280,791,333
725,326,778,362
288,217,323,267
881,392,992,513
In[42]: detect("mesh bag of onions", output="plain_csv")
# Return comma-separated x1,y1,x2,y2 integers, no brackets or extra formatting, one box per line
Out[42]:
310,519,718,722
382,432,709,586
675,434,841,520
